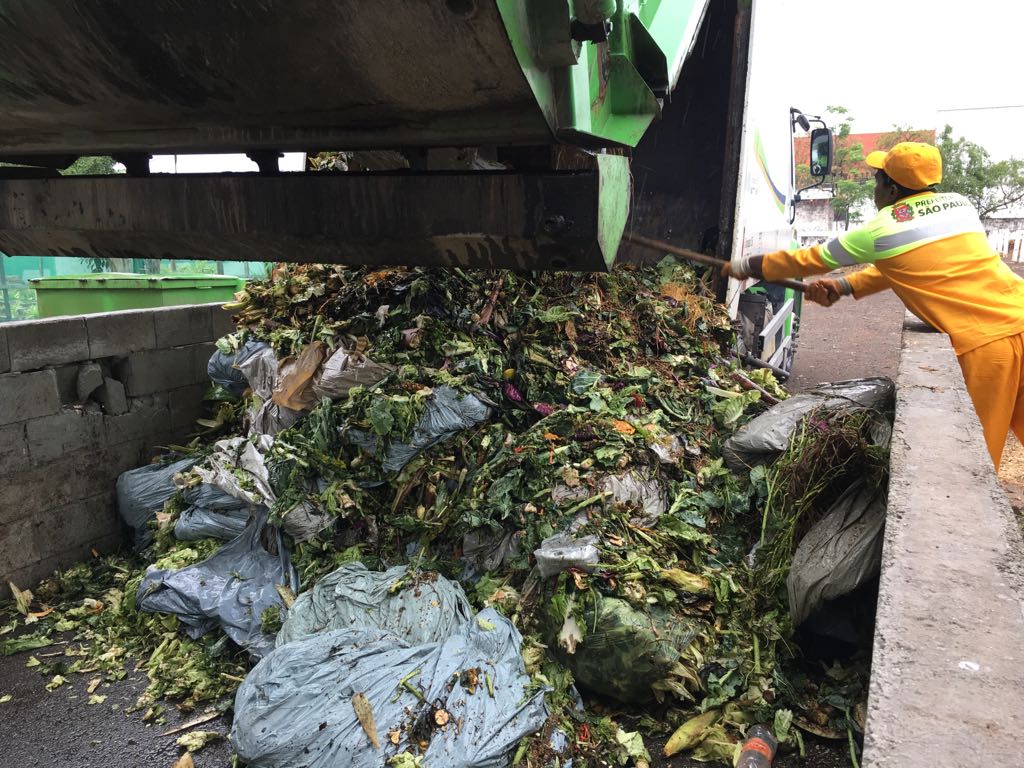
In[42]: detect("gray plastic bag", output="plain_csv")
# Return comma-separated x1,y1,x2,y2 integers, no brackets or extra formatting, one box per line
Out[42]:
312,345,392,400
600,472,668,526
787,480,886,626
723,377,895,471
116,458,197,550
347,386,492,473
232,608,548,768
236,345,304,437
137,509,298,657
195,437,332,543
277,563,472,647
207,339,270,395
174,483,259,541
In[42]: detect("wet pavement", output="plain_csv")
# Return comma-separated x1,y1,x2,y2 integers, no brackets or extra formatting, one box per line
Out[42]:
0,632,232,768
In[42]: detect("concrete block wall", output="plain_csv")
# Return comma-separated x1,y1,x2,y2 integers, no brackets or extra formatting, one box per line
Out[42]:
0,304,234,598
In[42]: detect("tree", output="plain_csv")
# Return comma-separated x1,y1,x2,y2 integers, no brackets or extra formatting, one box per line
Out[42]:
60,156,118,176
936,126,1024,217
876,126,934,152
823,106,873,229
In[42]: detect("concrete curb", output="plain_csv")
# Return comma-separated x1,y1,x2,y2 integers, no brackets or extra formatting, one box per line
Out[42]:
863,316,1024,766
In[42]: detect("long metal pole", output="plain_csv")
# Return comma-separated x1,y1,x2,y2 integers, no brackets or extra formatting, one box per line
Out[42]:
622,232,806,293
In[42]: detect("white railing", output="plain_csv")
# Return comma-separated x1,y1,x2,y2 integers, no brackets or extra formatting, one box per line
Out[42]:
989,230,1024,262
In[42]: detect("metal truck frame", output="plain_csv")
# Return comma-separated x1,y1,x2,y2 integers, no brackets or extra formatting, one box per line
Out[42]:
0,0,827,373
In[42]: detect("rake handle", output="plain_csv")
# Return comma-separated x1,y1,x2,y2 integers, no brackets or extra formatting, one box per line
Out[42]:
622,232,806,293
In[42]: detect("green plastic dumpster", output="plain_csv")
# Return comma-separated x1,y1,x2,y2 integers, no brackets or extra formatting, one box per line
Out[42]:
29,273,244,317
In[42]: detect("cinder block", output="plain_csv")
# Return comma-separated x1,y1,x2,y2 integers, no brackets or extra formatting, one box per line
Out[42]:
0,369,61,426
115,346,196,396
191,342,217,385
26,408,106,465
0,517,38,587
0,327,9,374
103,395,172,444
5,316,90,372
169,383,209,431
154,305,214,348
210,305,236,338
96,376,128,415
0,444,136,526
34,492,119,558
77,362,104,401
86,309,157,359
0,423,29,475
53,364,79,405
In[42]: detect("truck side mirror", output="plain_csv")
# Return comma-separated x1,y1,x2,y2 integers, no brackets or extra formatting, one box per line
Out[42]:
809,128,833,177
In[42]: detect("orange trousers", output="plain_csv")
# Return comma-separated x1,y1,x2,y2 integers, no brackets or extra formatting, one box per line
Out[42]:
957,331,1024,471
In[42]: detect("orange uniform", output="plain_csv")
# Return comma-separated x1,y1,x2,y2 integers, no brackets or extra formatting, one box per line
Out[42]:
761,190,1024,469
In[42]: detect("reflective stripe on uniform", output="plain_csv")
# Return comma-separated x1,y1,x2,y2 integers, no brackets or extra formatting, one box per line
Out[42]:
824,237,860,266
874,209,985,252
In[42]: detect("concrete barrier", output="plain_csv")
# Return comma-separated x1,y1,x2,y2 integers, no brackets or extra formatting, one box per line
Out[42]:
863,316,1024,766
0,304,233,598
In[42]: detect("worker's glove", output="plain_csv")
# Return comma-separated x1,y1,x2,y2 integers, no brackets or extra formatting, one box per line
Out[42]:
805,277,852,307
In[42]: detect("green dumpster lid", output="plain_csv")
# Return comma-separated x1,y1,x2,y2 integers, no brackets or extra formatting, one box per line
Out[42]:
29,272,243,289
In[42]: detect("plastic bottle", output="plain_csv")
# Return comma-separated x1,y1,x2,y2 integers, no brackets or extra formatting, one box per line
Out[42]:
736,724,778,768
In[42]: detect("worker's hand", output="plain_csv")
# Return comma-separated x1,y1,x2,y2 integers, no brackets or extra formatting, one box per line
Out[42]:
805,278,843,307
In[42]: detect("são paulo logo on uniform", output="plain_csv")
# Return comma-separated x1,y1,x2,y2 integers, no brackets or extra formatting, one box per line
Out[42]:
891,203,914,222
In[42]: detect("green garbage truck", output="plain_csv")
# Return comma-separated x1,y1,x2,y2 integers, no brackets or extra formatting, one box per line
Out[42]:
0,0,830,373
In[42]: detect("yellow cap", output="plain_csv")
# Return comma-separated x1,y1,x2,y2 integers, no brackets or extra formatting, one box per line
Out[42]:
865,142,942,190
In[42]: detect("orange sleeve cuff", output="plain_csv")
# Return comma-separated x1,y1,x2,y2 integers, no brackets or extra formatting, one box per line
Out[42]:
760,244,832,282
844,265,891,299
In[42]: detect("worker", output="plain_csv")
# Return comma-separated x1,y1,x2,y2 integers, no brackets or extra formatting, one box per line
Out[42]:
724,141,1024,470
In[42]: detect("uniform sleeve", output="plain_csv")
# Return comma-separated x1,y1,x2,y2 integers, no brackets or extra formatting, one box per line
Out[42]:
760,244,832,281
817,225,877,268
844,265,891,298
760,221,881,282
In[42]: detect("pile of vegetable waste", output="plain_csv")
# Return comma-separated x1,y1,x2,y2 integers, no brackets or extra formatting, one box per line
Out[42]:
2,260,887,767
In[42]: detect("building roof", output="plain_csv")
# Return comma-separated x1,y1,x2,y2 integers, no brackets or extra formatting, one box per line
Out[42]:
795,129,937,184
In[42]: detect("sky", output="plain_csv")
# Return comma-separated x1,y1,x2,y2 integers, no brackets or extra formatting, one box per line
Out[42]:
775,0,1024,160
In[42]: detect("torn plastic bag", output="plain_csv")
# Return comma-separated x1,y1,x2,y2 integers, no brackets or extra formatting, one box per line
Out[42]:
534,533,600,579
174,483,259,541
196,437,332,543
601,472,669,526
787,480,886,627
277,498,333,543
312,344,392,400
544,592,701,704
346,386,492,473
277,563,472,647
195,436,276,507
273,341,326,411
137,509,298,657
462,529,522,573
237,345,278,400
723,377,895,471
116,458,197,550
236,345,304,436
232,608,548,768
207,339,270,395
